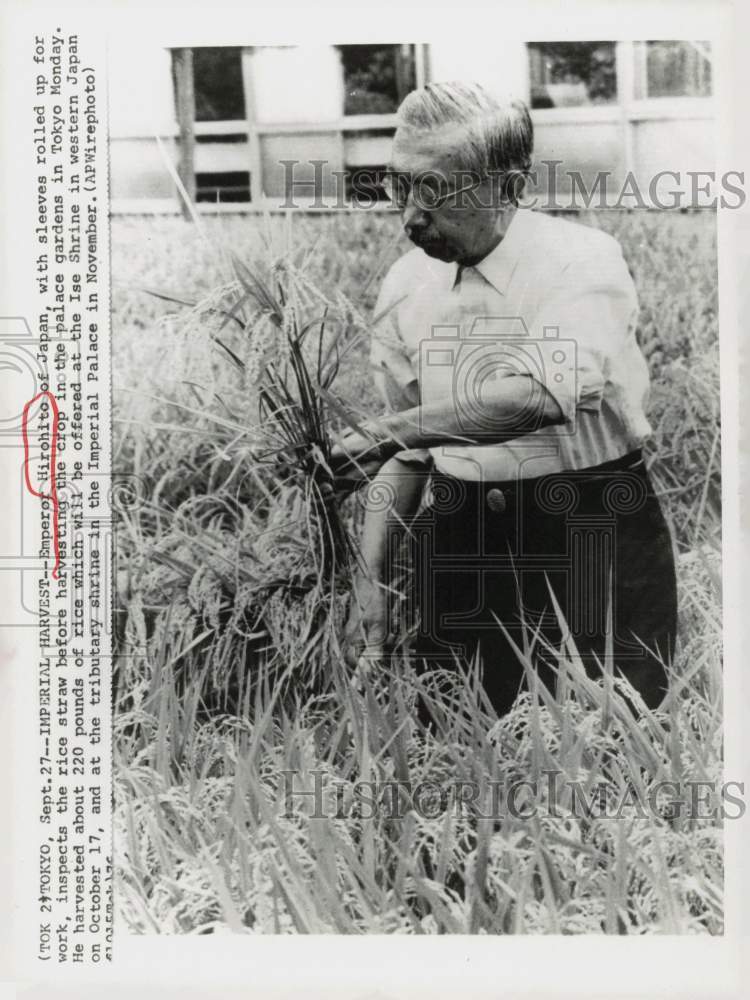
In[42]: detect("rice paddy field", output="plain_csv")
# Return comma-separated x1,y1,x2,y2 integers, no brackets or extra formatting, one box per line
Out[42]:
111,208,722,935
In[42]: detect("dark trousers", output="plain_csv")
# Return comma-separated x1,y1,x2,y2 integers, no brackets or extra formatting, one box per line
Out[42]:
410,451,677,717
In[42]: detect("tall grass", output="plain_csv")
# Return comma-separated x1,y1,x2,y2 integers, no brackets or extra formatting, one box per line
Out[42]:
112,208,722,934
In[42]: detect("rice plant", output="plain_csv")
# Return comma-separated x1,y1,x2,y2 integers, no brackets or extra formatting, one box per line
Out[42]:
112,208,723,934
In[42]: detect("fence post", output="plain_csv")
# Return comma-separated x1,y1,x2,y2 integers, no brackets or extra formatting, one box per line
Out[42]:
240,48,263,204
616,41,635,184
172,47,196,218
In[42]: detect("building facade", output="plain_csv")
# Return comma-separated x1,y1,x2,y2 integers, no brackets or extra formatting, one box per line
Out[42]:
108,38,716,213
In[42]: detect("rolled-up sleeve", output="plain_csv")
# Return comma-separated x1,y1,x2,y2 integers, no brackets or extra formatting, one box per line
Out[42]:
370,269,418,411
370,314,419,412
370,265,432,465
528,245,638,424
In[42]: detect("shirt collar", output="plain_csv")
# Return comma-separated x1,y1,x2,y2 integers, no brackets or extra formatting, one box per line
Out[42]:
450,207,535,295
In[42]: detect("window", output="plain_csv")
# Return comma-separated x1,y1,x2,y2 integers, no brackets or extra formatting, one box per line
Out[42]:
527,42,617,108
195,171,251,204
635,41,712,99
171,46,246,122
336,44,416,116
171,47,251,204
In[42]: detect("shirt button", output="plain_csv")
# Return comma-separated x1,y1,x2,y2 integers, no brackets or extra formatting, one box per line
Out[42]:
486,488,507,514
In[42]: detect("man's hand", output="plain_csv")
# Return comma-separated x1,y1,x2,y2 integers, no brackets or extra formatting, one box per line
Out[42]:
340,453,428,684
330,429,394,496
344,574,390,669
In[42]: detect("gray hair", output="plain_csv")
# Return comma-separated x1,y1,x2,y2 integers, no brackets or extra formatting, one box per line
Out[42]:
396,81,533,204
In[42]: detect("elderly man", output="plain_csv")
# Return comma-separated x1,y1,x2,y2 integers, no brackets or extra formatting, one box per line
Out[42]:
332,81,677,717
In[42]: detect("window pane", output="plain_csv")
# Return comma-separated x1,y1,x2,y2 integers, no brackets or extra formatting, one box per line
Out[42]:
191,47,246,122
195,171,251,203
195,170,250,203
642,40,712,98
527,42,617,108
336,44,416,116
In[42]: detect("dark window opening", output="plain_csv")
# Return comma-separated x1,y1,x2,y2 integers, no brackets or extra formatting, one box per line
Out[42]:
172,46,246,122
336,44,416,116
195,133,247,144
527,41,617,108
195,171,251,203
347,128,397,140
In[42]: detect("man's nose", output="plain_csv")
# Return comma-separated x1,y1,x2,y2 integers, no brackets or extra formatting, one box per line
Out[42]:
402,197,430,234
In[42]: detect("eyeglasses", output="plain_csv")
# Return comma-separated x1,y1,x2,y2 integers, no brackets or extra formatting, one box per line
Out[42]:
380,170,485,212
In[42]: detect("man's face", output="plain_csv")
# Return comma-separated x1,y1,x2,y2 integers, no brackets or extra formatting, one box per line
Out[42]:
390,124,504,266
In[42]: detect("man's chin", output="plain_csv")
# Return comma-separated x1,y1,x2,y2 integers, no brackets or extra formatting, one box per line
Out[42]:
415,241,456,262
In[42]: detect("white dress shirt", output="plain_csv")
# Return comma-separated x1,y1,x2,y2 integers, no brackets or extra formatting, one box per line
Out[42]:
370,208,651,482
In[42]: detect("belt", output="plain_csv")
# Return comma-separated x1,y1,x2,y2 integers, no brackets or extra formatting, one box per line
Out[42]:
432,450,646,516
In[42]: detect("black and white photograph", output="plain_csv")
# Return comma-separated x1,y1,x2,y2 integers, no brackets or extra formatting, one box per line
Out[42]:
108,20,728,937
2,4,749,993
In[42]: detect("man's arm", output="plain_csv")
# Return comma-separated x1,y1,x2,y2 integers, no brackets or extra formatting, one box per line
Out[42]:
345,452,429,666
332,374,564,474
383,377,564,451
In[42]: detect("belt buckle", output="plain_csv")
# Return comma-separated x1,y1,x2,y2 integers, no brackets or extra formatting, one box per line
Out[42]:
486,487,507,514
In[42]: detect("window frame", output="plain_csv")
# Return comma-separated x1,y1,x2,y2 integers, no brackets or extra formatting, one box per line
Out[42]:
335,43,424,123
632,39,712,103
526,40,619,113
525,39,715,124
167,43,429,211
